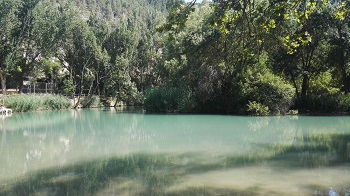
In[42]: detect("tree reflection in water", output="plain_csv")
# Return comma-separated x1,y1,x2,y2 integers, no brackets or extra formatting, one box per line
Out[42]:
1,131,349,196
1,112,350,195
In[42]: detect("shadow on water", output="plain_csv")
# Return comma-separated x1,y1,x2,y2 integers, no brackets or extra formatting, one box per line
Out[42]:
1,113,350,195
0,153,261,196
1,130,350,196
0,154,176,196
269,133,350,168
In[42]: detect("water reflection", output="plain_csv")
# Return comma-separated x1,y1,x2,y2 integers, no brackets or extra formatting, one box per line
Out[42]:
0,110,349,195
272,133,350,168
1,149,349,195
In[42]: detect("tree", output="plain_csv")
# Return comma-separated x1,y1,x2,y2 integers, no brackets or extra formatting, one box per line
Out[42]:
103,25,139,104
11,0,63,92
64,19,109,107
278,1,330,98
0,0,20,94
327,1,350,93
0,0,62,93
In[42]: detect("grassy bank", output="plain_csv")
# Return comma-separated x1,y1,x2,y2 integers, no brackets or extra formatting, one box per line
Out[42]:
3,94,72,112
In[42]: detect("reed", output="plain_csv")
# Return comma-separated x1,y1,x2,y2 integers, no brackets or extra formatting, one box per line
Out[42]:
3,94,71,112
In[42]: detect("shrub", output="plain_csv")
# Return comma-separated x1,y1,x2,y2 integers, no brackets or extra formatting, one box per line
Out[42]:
242,51,296,115
243,71,295,115
144,86,196,113
309,70,340,95
338,94,350,112
294,94,350,113
81,96,102,108
246,101,270,116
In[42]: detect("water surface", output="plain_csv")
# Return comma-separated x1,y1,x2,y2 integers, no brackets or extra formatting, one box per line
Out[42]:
0,109,349,195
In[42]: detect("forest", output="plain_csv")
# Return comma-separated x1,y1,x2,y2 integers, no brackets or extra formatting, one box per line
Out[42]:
1,0,350,115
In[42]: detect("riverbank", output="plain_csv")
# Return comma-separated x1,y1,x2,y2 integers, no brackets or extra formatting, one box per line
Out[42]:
2,93,350,116
1,94,133,113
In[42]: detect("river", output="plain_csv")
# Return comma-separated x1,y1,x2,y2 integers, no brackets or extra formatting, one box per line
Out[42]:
0,109,349,195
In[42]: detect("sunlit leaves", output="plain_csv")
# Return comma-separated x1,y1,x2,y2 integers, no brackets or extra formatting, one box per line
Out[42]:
309,70,340,95
268,19,276,29
277,1,328,55
157,1,195,38
262,19,276,33
282,32,313,54
217,9,240,36
284,13,290,20
334,1,348,21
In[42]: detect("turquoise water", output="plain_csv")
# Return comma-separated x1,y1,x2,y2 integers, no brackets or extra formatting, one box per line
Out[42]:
0,109,349,195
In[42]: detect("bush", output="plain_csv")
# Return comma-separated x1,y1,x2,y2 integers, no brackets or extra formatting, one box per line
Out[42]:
309,70,340,95
246,101,270,116
294,94,350,113
338,94,350,112
81,96,102,108
144,86,196,113
4,94,71,112
243,71,295,115
241,51,296,115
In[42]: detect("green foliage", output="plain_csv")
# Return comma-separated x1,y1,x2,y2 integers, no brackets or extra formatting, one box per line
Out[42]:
157,0,195,36
1,0,167,108
246,101,270,116
309,70,340,95
0,0,22,92
63,79,75,96
4,94,71,112
42,94,73,110
287,109,299,115
144,86,195,113
40,59,62,77
242,52,296,115
81,96,102,108
2,0,350,114
294,94,350,114
243,71,296,115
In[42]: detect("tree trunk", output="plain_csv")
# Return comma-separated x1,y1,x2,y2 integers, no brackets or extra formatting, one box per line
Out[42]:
0,73,6,95
341,66,349,94
337,25,349,94
87,79,94,99
291,72,299,99
74,75,84,109
301,74,308,98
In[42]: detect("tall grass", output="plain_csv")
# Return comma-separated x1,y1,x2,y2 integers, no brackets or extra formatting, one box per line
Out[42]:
3,94,72,112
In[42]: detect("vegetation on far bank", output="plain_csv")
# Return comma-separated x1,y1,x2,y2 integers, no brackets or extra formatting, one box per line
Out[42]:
1,0,350,115
3,94,71,112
